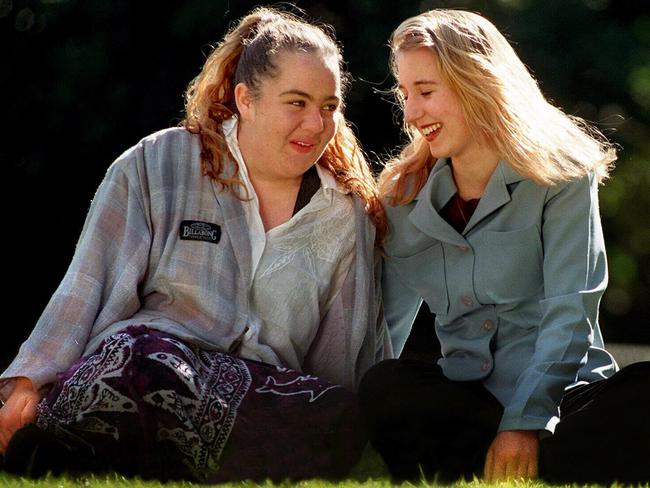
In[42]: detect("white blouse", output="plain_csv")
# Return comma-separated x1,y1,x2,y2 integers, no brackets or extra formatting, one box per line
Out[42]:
222,117,356,370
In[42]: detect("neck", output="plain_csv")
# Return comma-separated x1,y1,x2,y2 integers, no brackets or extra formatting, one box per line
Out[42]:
238,125,303,190
249,172,304,208
237,122,306,230
450,150,500,200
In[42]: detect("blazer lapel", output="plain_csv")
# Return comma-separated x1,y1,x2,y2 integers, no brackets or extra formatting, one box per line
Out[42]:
408,160,468,247
407,159,527,241
464,161,526,234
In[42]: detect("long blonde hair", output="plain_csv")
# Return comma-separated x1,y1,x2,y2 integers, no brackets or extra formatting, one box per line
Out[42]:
182,7,386,243
380,9,616,205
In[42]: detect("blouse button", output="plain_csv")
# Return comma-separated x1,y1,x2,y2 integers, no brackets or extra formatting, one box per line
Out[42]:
483,319,494,331
481,360,491,372
461,296,474,307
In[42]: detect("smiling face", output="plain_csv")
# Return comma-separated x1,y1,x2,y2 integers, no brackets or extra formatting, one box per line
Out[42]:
235,50,341,184
396,47,483,166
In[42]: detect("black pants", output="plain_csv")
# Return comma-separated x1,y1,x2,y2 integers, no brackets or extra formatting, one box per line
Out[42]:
358,359,650,484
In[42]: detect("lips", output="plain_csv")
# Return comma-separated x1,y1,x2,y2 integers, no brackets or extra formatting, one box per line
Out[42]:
421,123,441,141
290,140,317,153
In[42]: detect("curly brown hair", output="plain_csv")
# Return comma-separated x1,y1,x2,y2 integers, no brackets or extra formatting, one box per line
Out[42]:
182,6,386,245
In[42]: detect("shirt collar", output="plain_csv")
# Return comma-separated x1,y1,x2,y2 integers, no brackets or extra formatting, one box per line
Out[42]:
222,115,348,195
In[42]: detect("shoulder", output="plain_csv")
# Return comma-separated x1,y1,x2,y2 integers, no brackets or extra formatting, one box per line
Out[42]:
344,195,377,248
381,163,434,224
106,127,203,182
129,126,195,143
348,194,373,228
382,198,415,238
133,127,200,166
544,172,598,203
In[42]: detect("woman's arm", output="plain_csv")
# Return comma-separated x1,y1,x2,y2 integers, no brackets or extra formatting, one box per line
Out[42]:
1,144,153,400
499,173,608,433
484,174,607,480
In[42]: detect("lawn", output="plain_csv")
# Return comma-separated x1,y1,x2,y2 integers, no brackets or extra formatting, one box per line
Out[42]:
0,475,562,488
1,448,645,488
0,474,634,488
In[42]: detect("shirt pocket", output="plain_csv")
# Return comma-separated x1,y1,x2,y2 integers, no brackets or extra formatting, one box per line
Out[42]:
474,225,543,303
157,214,235,294
388,242,449,315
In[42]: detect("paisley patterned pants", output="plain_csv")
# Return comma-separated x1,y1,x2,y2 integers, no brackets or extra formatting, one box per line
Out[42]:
36,325,365,482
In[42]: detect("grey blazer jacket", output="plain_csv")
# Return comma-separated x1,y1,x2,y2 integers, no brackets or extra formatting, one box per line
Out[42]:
383,158,616,432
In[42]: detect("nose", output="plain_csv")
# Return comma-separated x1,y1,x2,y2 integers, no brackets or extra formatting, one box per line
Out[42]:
403,97,422,125
302,107,325,133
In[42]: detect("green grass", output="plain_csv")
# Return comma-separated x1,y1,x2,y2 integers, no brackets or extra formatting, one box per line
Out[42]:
0,474,642,488
0,449,646,487
0,473,645,488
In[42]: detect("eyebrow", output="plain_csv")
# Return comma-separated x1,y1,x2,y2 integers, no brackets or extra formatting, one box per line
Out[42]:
398,80,439,90
279,89,340,103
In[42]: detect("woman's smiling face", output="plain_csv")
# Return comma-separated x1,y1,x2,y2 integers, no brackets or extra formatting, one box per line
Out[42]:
236,50,341,183
396,47,478,164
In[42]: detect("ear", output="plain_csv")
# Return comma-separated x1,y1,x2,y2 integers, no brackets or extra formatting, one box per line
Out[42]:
234,82,255,121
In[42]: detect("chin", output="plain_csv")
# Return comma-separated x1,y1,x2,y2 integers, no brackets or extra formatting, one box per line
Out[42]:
428,146,452,160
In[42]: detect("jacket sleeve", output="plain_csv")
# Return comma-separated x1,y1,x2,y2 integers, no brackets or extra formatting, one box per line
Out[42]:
0,146,152,400
382,254,423,357
303,202,390,390
499,173,608,432
374,255,394,363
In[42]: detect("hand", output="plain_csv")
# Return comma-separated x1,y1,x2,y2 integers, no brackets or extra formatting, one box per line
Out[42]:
0,377,41,454
483,430,539,481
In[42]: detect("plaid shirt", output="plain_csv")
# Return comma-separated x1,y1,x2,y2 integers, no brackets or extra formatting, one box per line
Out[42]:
1,128,390,399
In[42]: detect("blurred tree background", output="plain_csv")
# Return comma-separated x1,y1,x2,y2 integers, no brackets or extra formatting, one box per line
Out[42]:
1,0,648,368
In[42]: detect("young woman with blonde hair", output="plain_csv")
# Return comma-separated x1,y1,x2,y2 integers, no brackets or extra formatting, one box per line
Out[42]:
0,6,389,482
359,8,649,485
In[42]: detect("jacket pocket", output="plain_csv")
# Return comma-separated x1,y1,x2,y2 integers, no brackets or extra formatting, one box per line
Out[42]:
388,243,449,315
474,225,543,303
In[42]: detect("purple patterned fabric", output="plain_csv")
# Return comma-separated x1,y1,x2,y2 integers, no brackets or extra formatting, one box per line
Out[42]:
35,325,365,482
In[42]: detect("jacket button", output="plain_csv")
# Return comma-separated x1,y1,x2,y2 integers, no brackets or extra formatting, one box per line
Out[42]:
481,360,491,372
483,319,494,331
461,296,473,307
457,245,470,252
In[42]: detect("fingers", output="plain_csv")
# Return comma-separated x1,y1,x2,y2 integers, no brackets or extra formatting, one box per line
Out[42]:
483,440,507,482
527,453,539,479
483,444,494,481
507,450,530,479
492,456,507,481
504,457,517,480
0,427,9,454
20,398,38,426
487,451,525,482
0,407,15,454
483,430,540,482
0,386,41,455
512,455,527,479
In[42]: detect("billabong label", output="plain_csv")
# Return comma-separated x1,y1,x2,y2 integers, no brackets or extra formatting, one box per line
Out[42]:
179,220,221,244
